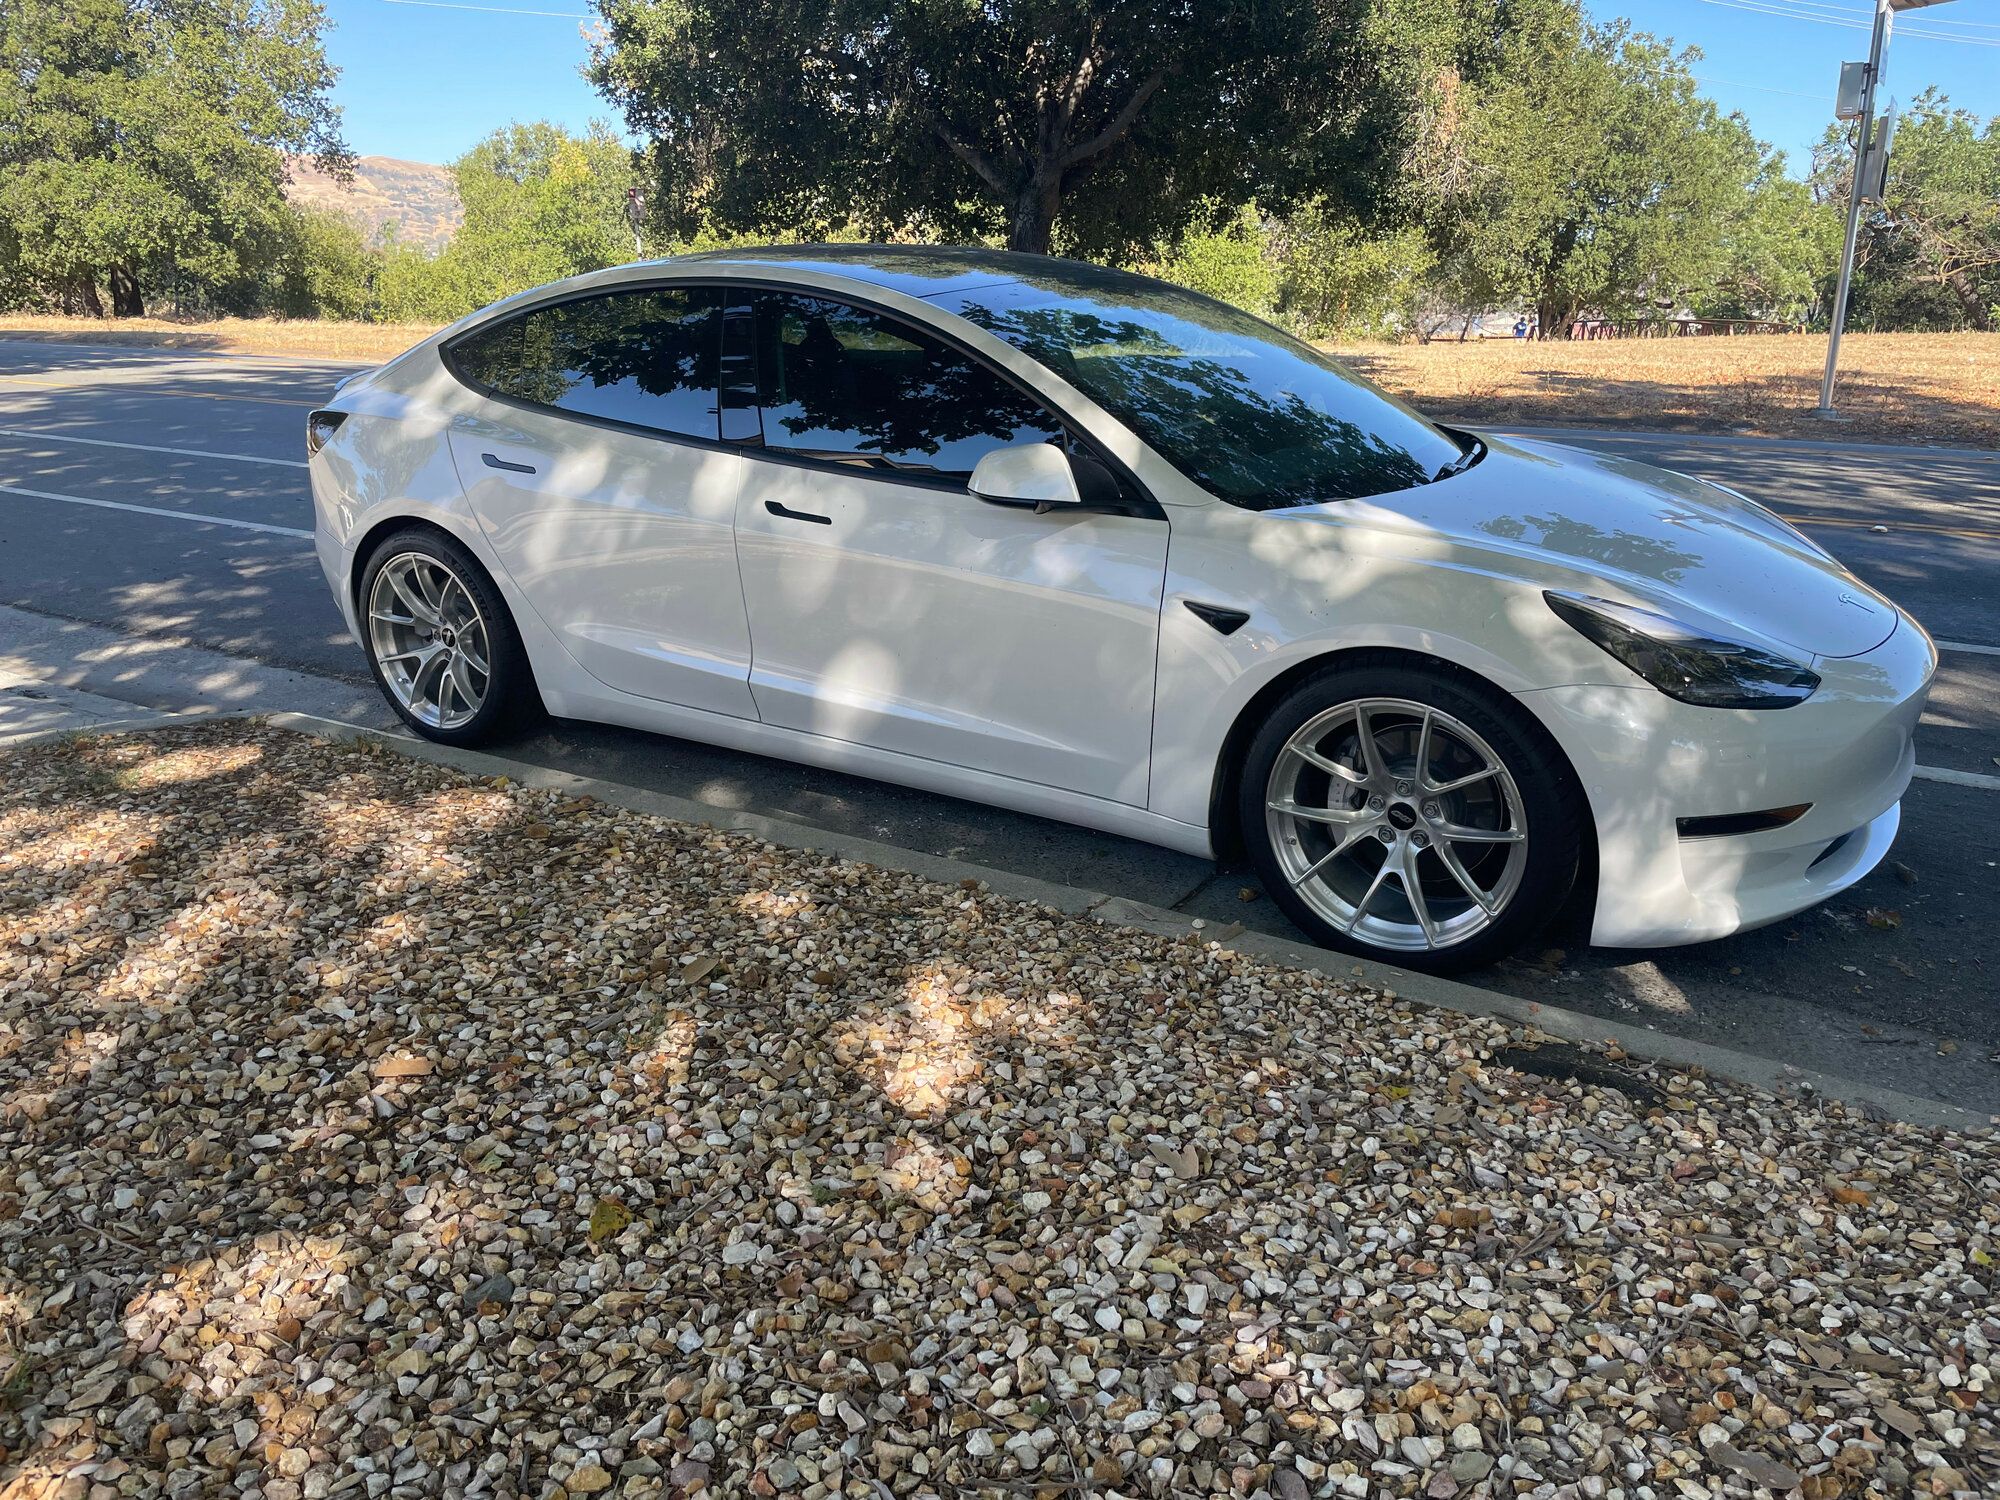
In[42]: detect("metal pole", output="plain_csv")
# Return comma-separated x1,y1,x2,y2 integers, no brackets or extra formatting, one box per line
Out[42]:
1816,0,1892,416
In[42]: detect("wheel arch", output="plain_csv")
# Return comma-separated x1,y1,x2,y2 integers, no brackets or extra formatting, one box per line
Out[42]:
348,513,487,616
1204,647,1598,904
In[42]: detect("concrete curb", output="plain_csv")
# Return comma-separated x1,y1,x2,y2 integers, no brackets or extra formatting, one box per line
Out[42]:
11,708,1983,1132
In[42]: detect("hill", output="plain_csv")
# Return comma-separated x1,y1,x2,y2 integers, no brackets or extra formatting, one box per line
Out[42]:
285,155,460,251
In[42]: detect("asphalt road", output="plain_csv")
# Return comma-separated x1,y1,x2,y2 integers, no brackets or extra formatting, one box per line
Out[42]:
3,338,1996,1110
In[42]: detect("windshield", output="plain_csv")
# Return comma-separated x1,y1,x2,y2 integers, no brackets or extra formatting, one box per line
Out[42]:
940,275,1465,510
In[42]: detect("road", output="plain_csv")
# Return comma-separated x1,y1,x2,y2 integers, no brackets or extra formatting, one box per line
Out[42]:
3,338,1997,1111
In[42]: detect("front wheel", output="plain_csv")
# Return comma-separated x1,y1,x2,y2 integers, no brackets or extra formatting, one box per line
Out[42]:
1237,663,1582,973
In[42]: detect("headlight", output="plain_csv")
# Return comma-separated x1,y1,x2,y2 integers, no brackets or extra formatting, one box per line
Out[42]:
1545,592,1820,709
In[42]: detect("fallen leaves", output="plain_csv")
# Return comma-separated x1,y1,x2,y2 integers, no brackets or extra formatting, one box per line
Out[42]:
371,1054,434,1079
586,1198,632,1243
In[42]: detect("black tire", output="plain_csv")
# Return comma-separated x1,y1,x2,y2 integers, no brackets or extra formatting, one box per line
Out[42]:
356,526,539,747
1236,658,1583,974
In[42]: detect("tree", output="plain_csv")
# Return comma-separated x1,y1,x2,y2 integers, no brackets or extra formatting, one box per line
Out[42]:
1270,202,1435,338
1143,204,1283,321
586,0,1391,257
1814,91,1999,332
1430,18,1780,336
447,121,639,308
1699,166,1840,324
0,0,349,317
265,207,376,320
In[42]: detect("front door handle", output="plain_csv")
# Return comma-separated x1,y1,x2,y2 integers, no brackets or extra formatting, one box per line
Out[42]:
481,452,536,475
765,500,831,525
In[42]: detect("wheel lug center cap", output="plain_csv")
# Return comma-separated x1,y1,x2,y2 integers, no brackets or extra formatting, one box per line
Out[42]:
1386,803,1418,831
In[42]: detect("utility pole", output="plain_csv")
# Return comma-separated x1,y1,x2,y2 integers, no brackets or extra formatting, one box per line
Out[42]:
1817,0,1959,416
626,186,645,261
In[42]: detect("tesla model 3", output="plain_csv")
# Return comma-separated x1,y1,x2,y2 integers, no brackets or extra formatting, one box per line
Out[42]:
306,246,1935,971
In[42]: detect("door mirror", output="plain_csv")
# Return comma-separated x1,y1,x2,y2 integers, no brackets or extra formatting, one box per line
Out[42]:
968,442,1083,511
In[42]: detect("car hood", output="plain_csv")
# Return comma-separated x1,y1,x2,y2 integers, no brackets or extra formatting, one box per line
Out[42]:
1354,435,1898,659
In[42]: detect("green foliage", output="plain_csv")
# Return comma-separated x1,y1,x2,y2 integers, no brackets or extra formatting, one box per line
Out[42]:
1,0,1979,339
264,207,376,320
372,236,479,325
1695,168,1841,323
1274,205,1436,338
1821,91,2000,332
1142,206,1282,322
586,0,1415,257
1432,19,1790,334
448,120,638,308
0,0,348,316
364,121,641,324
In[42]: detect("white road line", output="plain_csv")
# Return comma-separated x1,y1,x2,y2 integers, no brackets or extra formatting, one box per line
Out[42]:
0,482,311,539
1936,639,2000,657
0,426,306,469
1914,765,2000,792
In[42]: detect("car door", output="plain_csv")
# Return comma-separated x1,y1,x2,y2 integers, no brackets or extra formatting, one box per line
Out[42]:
443,284,760,718
730,289,1169,806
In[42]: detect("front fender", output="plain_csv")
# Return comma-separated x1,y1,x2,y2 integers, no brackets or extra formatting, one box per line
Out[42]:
1147,503,1621,830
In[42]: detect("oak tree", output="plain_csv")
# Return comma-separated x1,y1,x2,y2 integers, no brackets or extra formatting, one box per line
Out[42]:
587,0,1365,256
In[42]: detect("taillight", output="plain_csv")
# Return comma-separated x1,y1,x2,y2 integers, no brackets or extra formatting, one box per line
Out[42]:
306,409,347,457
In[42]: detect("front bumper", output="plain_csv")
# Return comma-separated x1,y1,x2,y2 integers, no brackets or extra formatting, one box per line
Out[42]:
1521,614,1935,948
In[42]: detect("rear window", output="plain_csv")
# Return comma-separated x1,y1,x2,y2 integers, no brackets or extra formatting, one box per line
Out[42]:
450,287,722,440
940,277,1463,509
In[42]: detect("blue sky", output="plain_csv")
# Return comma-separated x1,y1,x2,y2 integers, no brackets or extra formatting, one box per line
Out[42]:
321,0,2000,172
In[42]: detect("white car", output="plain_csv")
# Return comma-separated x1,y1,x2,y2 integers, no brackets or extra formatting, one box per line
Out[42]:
307,246,1935,971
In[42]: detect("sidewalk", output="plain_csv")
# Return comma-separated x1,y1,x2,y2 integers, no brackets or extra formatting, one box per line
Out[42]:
0,600,389,744
1,717,1993,1500
0,677,162,743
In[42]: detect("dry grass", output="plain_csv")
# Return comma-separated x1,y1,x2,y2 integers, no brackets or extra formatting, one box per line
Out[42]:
0,314,437,363
1329,330,2000,448
3,315,1993,447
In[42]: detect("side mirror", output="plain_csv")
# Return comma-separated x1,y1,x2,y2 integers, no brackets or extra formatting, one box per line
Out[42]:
968,443,1083,512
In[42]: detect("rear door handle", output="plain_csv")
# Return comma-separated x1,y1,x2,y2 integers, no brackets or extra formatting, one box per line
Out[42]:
481,452,536,475
765,500,831,525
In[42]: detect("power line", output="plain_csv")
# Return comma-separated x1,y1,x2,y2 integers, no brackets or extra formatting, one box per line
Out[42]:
1690,73,1833,101
1748,0,2000,32
375,0,591,18
1686,0,2000,46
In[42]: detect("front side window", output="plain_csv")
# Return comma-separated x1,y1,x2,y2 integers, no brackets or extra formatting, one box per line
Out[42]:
451,287,722,440
751,291,1062,479
941,276,1466,509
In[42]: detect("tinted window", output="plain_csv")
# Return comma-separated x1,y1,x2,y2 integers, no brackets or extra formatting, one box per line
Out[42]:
452,288,721,439
940,278,1464,509
752,292,1062,478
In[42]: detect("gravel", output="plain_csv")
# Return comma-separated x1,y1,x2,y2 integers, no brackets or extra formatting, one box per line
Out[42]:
0,722,1994,1500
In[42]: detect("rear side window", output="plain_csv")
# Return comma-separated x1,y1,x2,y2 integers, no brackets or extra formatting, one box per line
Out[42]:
751,291,1062,478
450,287,722,440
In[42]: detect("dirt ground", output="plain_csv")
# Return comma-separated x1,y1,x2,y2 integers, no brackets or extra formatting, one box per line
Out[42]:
0,315,437,365
1329,332,2000,449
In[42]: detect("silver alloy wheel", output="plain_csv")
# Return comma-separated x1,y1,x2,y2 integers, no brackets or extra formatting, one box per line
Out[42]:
1264,697,1529,953
365,552,492,731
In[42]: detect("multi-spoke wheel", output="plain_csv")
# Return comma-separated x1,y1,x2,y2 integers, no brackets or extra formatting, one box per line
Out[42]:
1239,663,1581,973
358,528,535,745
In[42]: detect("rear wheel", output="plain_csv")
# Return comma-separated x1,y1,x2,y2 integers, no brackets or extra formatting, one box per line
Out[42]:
1237,663,1582,973
359,528,534,745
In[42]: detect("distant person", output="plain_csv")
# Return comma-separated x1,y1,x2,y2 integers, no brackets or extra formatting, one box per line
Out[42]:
1513,317,1528,339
